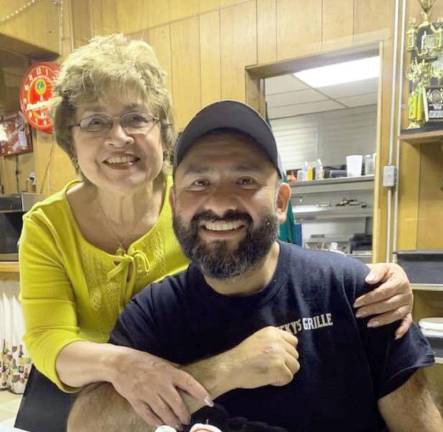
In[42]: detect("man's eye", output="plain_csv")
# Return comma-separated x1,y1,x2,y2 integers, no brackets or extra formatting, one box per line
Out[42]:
238,177,256,186
190,179,209,188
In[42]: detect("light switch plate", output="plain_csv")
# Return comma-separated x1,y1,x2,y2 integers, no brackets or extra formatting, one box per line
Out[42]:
383,165,396,188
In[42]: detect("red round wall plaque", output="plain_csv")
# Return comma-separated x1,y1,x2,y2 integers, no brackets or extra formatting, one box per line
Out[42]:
19,62,59,134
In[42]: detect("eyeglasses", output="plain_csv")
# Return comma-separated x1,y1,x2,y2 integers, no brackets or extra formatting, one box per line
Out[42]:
72,112,159,134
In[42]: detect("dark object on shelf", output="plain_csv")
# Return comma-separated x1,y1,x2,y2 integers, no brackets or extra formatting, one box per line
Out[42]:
350,233,372,254
426,336,443,360
400,124,443,134
396,250,443,284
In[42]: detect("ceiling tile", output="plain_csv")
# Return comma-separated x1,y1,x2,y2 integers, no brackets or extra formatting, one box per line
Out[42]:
265,74,308,95
268,100,343,119
266,88,327,107
319,78,378,99
338,93,378,107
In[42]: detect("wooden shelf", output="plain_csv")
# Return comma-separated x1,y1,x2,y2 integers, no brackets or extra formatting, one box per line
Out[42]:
291,176,374,195
399,129,443,145
0,262,19,273
412,284,443,292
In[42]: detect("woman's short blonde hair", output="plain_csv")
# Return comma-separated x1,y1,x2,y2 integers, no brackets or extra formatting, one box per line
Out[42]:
52,34,175,168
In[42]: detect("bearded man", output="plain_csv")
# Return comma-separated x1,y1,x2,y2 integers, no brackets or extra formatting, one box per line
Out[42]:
68,101,442,432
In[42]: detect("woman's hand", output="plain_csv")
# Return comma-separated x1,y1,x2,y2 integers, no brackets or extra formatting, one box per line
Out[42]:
354,263,413,339
110,347,211,429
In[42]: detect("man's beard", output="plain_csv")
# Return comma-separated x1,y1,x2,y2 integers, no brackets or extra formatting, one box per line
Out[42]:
173,209,279,279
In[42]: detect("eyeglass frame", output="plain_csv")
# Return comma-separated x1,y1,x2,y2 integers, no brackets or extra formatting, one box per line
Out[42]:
70,111,160,135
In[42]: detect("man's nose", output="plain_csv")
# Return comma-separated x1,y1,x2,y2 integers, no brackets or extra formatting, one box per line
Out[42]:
202,184,239,216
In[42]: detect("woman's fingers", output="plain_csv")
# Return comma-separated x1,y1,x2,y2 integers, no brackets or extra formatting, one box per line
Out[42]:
159,385,191,426
132,400,163,428
395,314,413,340
356,293,412,318
366,305,412,328
148,394,183,428
174,369,212,406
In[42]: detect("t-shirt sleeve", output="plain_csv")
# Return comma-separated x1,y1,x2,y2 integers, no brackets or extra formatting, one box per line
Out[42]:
109,286,164,358
343,259,435,399
19,215,85,392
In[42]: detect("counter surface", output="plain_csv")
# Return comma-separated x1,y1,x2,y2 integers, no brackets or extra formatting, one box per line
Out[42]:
0,262,19,273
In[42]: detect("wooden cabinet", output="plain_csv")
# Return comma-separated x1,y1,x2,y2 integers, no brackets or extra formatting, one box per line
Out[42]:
397,129,443,403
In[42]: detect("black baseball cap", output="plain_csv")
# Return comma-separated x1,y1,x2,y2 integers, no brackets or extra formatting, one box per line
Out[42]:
173,100,284,178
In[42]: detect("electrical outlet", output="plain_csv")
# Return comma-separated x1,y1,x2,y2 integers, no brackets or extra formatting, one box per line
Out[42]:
383,165,396,188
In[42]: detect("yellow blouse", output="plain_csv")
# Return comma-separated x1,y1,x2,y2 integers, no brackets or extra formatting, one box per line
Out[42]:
19,176,188,391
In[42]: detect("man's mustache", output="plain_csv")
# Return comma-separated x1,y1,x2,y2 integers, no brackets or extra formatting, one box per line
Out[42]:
191,210,253,225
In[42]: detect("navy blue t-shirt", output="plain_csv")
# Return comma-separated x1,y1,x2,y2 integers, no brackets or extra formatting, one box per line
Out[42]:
110,242,434,431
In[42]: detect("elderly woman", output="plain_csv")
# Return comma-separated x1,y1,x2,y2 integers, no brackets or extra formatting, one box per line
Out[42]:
18,34,413,431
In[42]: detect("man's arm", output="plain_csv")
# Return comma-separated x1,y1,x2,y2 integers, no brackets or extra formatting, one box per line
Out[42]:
68,327,299,431
378,370,443,431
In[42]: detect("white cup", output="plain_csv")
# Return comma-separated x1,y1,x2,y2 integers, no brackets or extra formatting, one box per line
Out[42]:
346,155,363,177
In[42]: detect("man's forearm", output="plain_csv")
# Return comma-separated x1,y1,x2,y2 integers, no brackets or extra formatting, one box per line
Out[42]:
68,351,237,431
67,382,151,432
378,371,443,431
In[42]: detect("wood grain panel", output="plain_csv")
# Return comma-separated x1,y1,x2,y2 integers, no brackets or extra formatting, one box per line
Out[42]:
113,0,150,35
200,11,221,106
322,0,354,42
220,0,257,101
170,0,200,21
147,0,170,28
199,0,221,13
257,0,277,64
396,142,420,250
0,153,35,195
354,0,393,35
276,0,322,61
170,17,201,130
417,145,443,249
89,0,118,35
220,0,248,6
0,0,60,54
148,25,173,96
71,0,92,49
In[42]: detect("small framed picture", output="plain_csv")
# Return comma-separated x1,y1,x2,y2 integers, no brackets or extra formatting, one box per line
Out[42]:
0,112,33,156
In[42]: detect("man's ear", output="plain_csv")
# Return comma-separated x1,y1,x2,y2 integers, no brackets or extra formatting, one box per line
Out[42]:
276,182,291,224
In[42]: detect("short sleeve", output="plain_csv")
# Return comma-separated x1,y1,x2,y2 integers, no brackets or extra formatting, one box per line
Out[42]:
109,287,164,357
364,322,435,398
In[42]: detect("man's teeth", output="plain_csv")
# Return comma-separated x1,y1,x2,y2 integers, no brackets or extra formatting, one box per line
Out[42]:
106,155,138,164
203,221,244,231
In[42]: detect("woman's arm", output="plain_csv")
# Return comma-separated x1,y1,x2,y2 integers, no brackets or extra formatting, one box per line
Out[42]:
57,341,211,427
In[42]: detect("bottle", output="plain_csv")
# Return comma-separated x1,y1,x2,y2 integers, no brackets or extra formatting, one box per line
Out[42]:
314,159,324,180
306,162,314,181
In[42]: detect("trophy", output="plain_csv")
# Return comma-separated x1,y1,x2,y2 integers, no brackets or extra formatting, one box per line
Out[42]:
405,0,443,128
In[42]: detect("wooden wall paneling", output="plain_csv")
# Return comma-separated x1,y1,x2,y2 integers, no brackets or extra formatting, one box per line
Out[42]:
71,0,92,48
89,0,120,36
257,0,277,64
170,17,201,130
199,0,221,14
396,143,420,250
276,0,322,61
353,0,393,36
147,0,170,29
169,0,200,22
112,0,150,35
200,11,221,107
322,0,354,42
0,153,34,195
417,145,443,249
148,25,173,96
220,0,257,101
0,0,60,54
220,0,249,7
372,40,394,262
